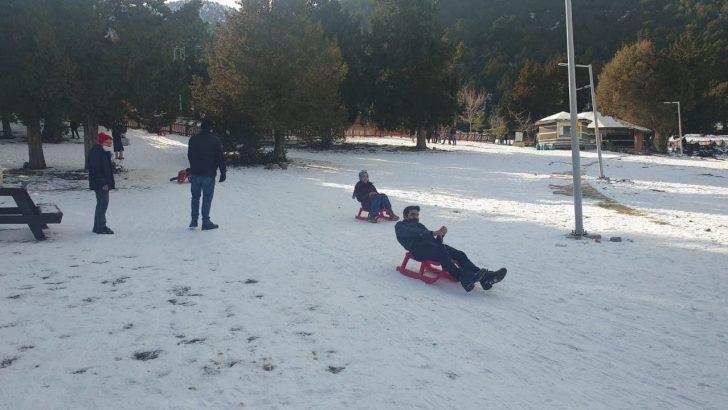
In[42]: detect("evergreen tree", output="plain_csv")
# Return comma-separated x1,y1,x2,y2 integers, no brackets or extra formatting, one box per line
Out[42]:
596,40,683,152
195,0,347,160
309,0,368,123
6,0,77,169
366,0,459,149
504,57,570,125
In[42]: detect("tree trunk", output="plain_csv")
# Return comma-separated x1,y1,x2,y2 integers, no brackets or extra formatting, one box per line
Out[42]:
41,115,63,142
26,119,47,169
415,127,427,150
1,115,12,139
83,116,98,170
273,128,286,162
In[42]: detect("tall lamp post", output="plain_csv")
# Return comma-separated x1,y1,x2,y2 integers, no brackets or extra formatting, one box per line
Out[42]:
559,62,605,179
564,0,586,237
663,101,683,155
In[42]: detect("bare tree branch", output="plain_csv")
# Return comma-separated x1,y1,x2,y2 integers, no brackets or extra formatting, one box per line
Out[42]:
458,85,486,133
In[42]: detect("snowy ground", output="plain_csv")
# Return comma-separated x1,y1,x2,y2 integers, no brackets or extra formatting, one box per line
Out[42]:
1,129,727,409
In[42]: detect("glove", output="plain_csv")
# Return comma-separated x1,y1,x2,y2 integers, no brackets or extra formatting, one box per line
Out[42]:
219,173,226,183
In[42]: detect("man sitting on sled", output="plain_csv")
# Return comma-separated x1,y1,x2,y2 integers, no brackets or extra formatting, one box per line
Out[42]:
394,205,506,292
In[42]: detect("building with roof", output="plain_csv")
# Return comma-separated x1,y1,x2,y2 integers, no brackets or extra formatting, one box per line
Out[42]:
535,112,594,150
536,111,652,151
578,111,652,152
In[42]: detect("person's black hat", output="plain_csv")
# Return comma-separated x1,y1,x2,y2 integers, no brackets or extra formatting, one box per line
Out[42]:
403,205,420,217
200,118,214,131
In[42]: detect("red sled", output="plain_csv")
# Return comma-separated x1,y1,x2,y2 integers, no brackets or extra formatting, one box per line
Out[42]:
396,253,459,284
355,207,396,221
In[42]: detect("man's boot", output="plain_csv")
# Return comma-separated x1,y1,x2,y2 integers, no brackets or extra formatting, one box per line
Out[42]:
460,269,487,292
480,268,507,290
202,221,219,231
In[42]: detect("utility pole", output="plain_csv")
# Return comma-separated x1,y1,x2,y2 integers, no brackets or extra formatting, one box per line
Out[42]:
559,62,605,179
664,101,683,155
564,0,585,237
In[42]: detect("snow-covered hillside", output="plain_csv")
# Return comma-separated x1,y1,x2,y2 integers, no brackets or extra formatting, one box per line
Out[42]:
1,130,726,409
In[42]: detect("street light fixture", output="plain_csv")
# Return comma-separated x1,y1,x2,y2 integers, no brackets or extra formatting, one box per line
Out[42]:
563,0,586,237
559,62,605,179
663,101,683,155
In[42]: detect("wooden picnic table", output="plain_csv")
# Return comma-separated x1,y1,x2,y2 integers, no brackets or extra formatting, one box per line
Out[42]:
0,186,63,240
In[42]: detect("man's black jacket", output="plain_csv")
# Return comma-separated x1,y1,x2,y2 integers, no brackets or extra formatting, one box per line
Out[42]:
88,145,115,190
395,219,437,251
188,130,226,177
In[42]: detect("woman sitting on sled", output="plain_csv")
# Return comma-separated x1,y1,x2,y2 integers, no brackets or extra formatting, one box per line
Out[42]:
352,170,399,223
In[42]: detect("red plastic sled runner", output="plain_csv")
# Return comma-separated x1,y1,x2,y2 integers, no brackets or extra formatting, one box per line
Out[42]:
396,253,459,284
355,207,396,221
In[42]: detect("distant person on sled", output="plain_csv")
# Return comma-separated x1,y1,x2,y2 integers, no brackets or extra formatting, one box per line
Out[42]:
170,168,190,183
353,170,399,223
394,205,506,292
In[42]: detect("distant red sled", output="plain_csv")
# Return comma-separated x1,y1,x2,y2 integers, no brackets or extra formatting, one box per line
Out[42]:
355,207,396,221
396,253,459,284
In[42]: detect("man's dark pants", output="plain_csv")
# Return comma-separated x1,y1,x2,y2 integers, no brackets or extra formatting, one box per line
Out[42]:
94,189,109,231
410,241,479,281
191,175,215,224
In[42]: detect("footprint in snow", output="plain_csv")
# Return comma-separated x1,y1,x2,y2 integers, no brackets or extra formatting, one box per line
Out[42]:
1,357,19,369
177,338,206,345
326,366,345,374
132,350,162,361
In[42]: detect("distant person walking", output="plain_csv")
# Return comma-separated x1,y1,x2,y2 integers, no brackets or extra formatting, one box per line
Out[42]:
70,121,81,139
88,133,116,234
187,119,226,230
449,127,457,145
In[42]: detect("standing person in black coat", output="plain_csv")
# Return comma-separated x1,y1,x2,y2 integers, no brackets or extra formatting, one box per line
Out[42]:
187,119,226,230
394,206,506,292
111,122,126,160
88,133,116,234
70,121,80,139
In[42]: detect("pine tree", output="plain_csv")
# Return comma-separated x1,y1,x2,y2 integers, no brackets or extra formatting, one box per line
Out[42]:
7,0,77,169
195,0,347,160
366,0,459,149
596,40,682,152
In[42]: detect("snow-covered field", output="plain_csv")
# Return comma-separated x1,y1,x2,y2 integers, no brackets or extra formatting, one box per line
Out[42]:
1,130,727,409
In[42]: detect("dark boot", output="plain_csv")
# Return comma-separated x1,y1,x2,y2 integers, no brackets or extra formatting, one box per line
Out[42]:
460,269,487,292
480,268,507,290
201,221,219,231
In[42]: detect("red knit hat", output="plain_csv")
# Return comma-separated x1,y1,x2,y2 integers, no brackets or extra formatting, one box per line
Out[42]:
97,132,112,144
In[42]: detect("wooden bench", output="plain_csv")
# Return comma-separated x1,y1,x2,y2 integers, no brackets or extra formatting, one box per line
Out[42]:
0,186,63,240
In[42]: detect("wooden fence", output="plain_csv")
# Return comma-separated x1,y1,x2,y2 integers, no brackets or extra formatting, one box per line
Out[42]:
123,119,200,137
346,125,410,138
346,126,519,145
123,120,526,146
